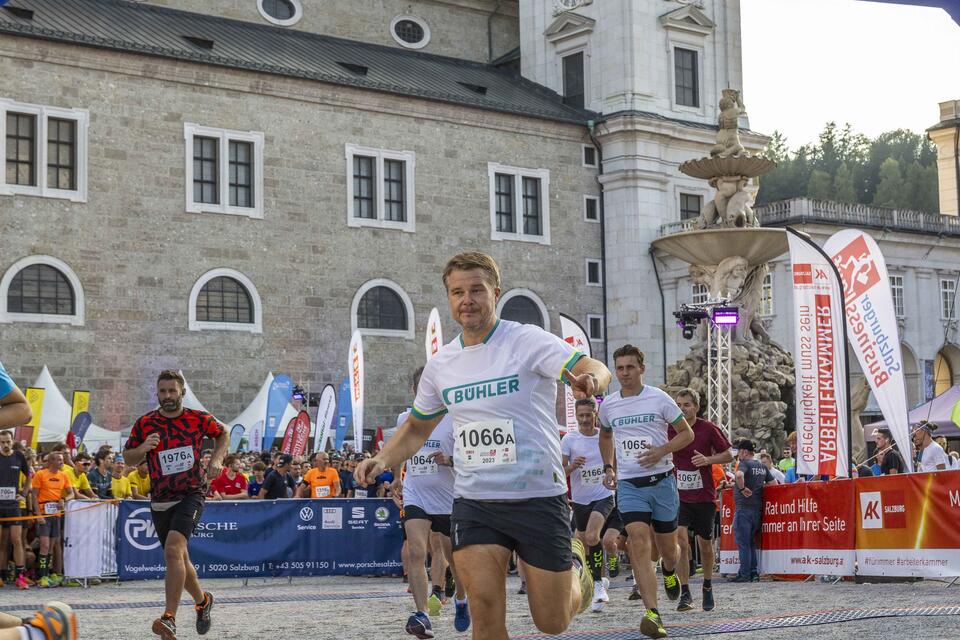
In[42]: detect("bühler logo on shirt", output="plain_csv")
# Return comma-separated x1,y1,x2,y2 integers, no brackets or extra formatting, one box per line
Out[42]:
442,375,519,405
611,414,660,427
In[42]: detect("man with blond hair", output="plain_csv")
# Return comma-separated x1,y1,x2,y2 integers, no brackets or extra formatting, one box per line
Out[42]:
357,251,612,640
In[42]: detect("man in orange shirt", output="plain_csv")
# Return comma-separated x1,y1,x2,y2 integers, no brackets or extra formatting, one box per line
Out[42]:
31,452,75,587
300,452,340,499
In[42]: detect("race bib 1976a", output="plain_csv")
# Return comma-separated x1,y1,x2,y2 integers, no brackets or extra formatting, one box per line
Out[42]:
158,445,195,476
455,419,517,469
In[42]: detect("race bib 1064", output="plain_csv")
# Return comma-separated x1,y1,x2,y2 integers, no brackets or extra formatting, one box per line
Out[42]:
579,466,604,486
158,445,195,476
409,452,439,477
0,487,16,501
676,469,704,491
455,419,517,469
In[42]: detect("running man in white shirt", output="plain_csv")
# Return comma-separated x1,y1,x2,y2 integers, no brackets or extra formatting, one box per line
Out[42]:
356,251,612,640
599,345,693,639
392,367,469,638
561,397,618,612
914,422,949,472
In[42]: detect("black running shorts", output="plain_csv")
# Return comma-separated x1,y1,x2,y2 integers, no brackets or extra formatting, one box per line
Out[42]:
451,495,572,572
402,504,451,537
601,507,625,537
678,501,716,541
0,504,23,528
571,495,616,533
151,492,205,547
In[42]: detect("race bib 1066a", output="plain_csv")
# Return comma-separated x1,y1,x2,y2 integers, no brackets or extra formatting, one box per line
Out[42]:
455,419,517,469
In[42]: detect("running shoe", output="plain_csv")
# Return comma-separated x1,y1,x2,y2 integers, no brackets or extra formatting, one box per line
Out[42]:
152,613,177,640
607,553,620,578
453,599,470,632
628,585,642,601
405,612,435,639
427,592,443,617
444,568,456,599
590,581,607,612
48,573,63,587
16,573,30,590
22,601,77,640
571,538,593,614
676,591,693,612
663,572,681,601
702,586,715,611
600,577,610,600
37,576,52,588
195,591,214,635
517,581,527,595
62,578,82,588
639,609,667,639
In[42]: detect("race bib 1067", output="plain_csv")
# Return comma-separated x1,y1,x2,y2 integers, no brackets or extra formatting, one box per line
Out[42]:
158,445,195,476
455,419,517,469
676,469,704,491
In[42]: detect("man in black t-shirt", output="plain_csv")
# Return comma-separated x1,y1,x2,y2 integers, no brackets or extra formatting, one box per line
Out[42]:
730,440,774,583
0,429,30,588
874,428,905,475
258,454,295,499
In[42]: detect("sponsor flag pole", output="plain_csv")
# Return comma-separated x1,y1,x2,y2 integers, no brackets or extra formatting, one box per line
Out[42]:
349,330,365,452
425,307,443,361
786,227,852,477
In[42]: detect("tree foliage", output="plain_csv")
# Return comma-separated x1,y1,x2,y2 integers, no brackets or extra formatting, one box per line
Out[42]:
755,123,939,213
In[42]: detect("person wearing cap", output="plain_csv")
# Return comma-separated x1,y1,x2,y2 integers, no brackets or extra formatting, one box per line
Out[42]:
258,454,296,499
729,440,775,583
873,428,905,475
913,422,949,472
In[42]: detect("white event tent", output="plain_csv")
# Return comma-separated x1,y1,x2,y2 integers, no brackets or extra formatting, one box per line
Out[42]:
226,373,312,452
30,366,124,449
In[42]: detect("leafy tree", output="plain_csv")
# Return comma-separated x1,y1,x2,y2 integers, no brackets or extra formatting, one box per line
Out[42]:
872,158,904,207
806,169,833,200
833,162,857,203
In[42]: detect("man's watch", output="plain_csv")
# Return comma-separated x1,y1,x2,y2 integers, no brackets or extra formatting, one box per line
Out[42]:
603,464,614,473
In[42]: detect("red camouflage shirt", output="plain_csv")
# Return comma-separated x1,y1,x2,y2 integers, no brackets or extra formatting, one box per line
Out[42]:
125,409,223,502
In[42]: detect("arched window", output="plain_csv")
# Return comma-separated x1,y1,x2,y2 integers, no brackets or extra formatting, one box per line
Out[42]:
497,289,550,332
351,279,414,339
0,256,84,325
189,268,262,333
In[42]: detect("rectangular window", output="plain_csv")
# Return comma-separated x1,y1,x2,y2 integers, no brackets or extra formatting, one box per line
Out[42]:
761,273,774,316
692,283,708,305
675,48,699,108
488,163,551,245
562,51,585,109
680,193,701,220
228,140,253,208
495,173,514,233
584,195,599,222
193,136,219,204
586,259,602,286
890,275,904,318
5,112,36,186
582,144,597,168
587,315,604,341
184,123,264,217
46,118,76,191
345,144,416,232
941,278,957,320
353,155,376,219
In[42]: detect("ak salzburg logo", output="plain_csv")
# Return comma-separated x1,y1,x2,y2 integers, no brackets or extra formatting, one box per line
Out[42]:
832,235,881,299
859,490,906,529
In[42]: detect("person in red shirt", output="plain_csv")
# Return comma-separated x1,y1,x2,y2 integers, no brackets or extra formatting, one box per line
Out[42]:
210,455,249,500
124,370,227,640
668,388,733,614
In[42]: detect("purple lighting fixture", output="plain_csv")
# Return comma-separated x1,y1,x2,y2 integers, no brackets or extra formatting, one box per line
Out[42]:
711,306,740,326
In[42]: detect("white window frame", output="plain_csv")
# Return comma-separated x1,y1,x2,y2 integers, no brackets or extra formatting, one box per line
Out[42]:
390,15,431,50
345,143,416,233
581,144,598,168
351,278,415,339
497,288,551,333
941,278,957,320
669,43,705,116
0,99,88,202
760,272,774,317
256,0,303,27
889,274,905,318
583,194,600,223
0,255,85,326
184,123,264,219
586,314,604,341
585,258,602,287
487,163,551,246
691,283,708,305
188,268,263,334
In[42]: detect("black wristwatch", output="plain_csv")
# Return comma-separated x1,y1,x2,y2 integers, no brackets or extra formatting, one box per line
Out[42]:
603,464,614,473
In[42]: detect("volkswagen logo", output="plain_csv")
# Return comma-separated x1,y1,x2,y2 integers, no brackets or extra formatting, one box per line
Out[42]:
299,506,315,522
124,507,160,551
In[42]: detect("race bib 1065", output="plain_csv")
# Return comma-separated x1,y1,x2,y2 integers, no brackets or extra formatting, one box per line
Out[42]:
455,419,517,469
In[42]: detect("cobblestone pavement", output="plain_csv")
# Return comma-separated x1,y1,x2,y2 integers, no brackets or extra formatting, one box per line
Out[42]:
3,574,958,639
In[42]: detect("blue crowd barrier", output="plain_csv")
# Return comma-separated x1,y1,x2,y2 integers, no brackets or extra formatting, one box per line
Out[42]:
115,498,403,580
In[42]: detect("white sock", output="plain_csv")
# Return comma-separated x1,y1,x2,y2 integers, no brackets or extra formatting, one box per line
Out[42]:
455,597,467,605
21,626,44,640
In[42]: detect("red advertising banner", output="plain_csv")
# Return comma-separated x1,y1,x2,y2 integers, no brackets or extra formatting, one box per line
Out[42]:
855,470,960,577
290,411,311,458
759,481,856,576
718,490,739,575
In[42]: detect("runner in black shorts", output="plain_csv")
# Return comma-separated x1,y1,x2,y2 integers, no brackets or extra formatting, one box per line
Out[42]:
124,370,228,640
0,430,30,589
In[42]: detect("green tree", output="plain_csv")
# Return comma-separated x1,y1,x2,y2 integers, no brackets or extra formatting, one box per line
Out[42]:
872,158,904,207
806,169,833,200
833,162,857,203
903,161,939,213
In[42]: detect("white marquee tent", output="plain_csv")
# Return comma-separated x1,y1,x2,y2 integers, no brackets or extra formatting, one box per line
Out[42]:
227,373,313,452
30,366,124,449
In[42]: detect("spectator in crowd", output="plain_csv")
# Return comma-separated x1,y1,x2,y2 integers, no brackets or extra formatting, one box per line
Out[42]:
759,452,784,484
873,428,905,475
339,455,355,498
300,452,340,499
87,449,113,499
63,452,96,499
729,440,775,583
128,460,151,499
247,461,266,497
31,452,75,587
290,459,305,490
777,432,796,473
258,454,295,499
950,451,960,470
914,422,949,472
0,429,30,590
111,456,133,499
210,455,249,500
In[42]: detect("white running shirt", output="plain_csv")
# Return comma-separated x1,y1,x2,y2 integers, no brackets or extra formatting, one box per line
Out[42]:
397,409,455,515
598,385,684,480
918,441,950,472
412,319,583,500
561,430,613,505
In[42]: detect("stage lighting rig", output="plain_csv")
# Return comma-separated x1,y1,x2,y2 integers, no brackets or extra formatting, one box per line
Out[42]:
673,304,710,340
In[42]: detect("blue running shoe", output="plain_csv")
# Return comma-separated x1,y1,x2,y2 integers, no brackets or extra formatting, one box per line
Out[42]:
406,612,435,639
454,599,470,633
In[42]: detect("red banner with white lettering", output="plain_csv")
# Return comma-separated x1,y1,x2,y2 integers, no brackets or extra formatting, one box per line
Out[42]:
855,470,960,577
718,490,739,575
759,481,856,576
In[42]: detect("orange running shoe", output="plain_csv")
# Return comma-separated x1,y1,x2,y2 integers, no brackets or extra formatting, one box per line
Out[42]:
22,601,78,640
